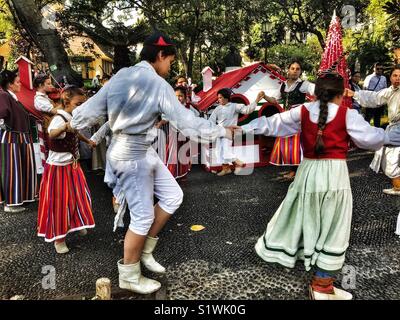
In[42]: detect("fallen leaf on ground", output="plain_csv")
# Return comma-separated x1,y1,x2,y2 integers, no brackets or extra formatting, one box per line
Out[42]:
191,225,205,232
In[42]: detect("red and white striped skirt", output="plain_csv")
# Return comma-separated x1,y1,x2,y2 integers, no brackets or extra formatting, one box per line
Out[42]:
37,121,48,168
37,162,95,242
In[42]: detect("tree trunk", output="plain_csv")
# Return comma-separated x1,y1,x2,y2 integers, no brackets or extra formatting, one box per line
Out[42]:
178,47,188,78
312,29,326,50
8,0,82,86
187,36,196,79
113,45,131,73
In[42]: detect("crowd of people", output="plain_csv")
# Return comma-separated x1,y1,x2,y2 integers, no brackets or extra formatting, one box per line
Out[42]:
1,30,400,300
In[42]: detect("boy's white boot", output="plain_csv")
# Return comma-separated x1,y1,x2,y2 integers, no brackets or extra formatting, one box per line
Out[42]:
141,236,166,274
117,259,161,294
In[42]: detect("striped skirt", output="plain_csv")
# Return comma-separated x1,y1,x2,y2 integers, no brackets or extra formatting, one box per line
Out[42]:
269,133,302,166
156,124,191,179
37,121,48,168
0,130,37,206
37,163,95,242
167,127,191,179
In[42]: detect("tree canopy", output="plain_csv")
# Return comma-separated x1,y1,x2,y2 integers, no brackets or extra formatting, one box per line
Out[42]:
1,0,398,82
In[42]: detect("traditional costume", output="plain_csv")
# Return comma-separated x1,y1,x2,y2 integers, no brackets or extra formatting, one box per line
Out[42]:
209,101,257,174
70,40,227,293
157,103,200,179
269,79,315,166
354,86,400,193
37,110,94,242
242,99,399,299
0,90,37,208
34,91,56,173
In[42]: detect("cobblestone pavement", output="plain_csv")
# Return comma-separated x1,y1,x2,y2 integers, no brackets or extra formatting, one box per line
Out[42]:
1,149,399,300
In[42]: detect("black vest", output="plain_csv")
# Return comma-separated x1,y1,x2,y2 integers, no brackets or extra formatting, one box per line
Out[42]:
280,81,307,110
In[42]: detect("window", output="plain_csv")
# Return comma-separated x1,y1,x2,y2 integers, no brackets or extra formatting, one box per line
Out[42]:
102,60,113,75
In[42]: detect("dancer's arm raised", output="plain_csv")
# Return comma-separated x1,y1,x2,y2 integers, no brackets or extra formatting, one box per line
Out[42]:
241,107,301,137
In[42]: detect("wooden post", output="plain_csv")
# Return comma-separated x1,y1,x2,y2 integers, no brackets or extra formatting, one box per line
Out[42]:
95,278,111,300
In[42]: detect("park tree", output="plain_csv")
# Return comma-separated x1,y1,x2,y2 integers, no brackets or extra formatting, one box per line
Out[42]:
249,0,368,49
56,0,149,72
383,0,400,63
137,0,254,79
343,0,395,74
6,0,83,85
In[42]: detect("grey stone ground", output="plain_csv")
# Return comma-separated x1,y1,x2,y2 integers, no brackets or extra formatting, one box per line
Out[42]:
0,149,399,300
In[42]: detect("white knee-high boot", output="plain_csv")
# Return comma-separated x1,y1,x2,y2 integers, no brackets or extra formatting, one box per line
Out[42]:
117,259,161,294
141,236,166,274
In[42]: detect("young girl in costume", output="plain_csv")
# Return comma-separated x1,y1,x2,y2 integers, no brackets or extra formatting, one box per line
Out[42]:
209,88,265,176
156,86,199,179
33,74,60,172
37,86,95,254
241,71,400,300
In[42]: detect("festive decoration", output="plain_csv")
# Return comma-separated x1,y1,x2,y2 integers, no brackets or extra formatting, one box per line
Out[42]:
319,11,352,108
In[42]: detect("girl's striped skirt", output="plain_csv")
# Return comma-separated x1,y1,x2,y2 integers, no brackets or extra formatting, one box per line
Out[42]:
166,127,191,179
0,130,37,206
156,124,191,180
269,133,302,166
37,162,95,242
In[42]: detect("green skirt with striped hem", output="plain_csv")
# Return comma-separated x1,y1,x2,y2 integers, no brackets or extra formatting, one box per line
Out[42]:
255,158,352,272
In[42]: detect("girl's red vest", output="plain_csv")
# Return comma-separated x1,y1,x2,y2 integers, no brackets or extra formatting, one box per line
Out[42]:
300,105,350,159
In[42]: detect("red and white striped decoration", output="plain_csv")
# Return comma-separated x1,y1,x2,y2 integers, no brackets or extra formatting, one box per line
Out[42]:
319,11,352,108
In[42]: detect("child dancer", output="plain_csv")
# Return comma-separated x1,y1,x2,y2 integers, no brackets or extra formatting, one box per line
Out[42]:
156,86,200,179
33,74,60,172
37,86,95,254
69,32,232,295
209,88,265,176
241,71,400,300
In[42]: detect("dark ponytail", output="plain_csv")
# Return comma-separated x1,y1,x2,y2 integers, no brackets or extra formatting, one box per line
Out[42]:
314,72,345,155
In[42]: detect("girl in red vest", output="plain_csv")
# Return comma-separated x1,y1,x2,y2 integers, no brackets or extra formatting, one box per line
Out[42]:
241,71,400,300
37,86,95,254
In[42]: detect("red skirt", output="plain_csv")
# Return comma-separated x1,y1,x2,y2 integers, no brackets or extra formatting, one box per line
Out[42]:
37,162,95,242
158,124,191,179
167,127,191,179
